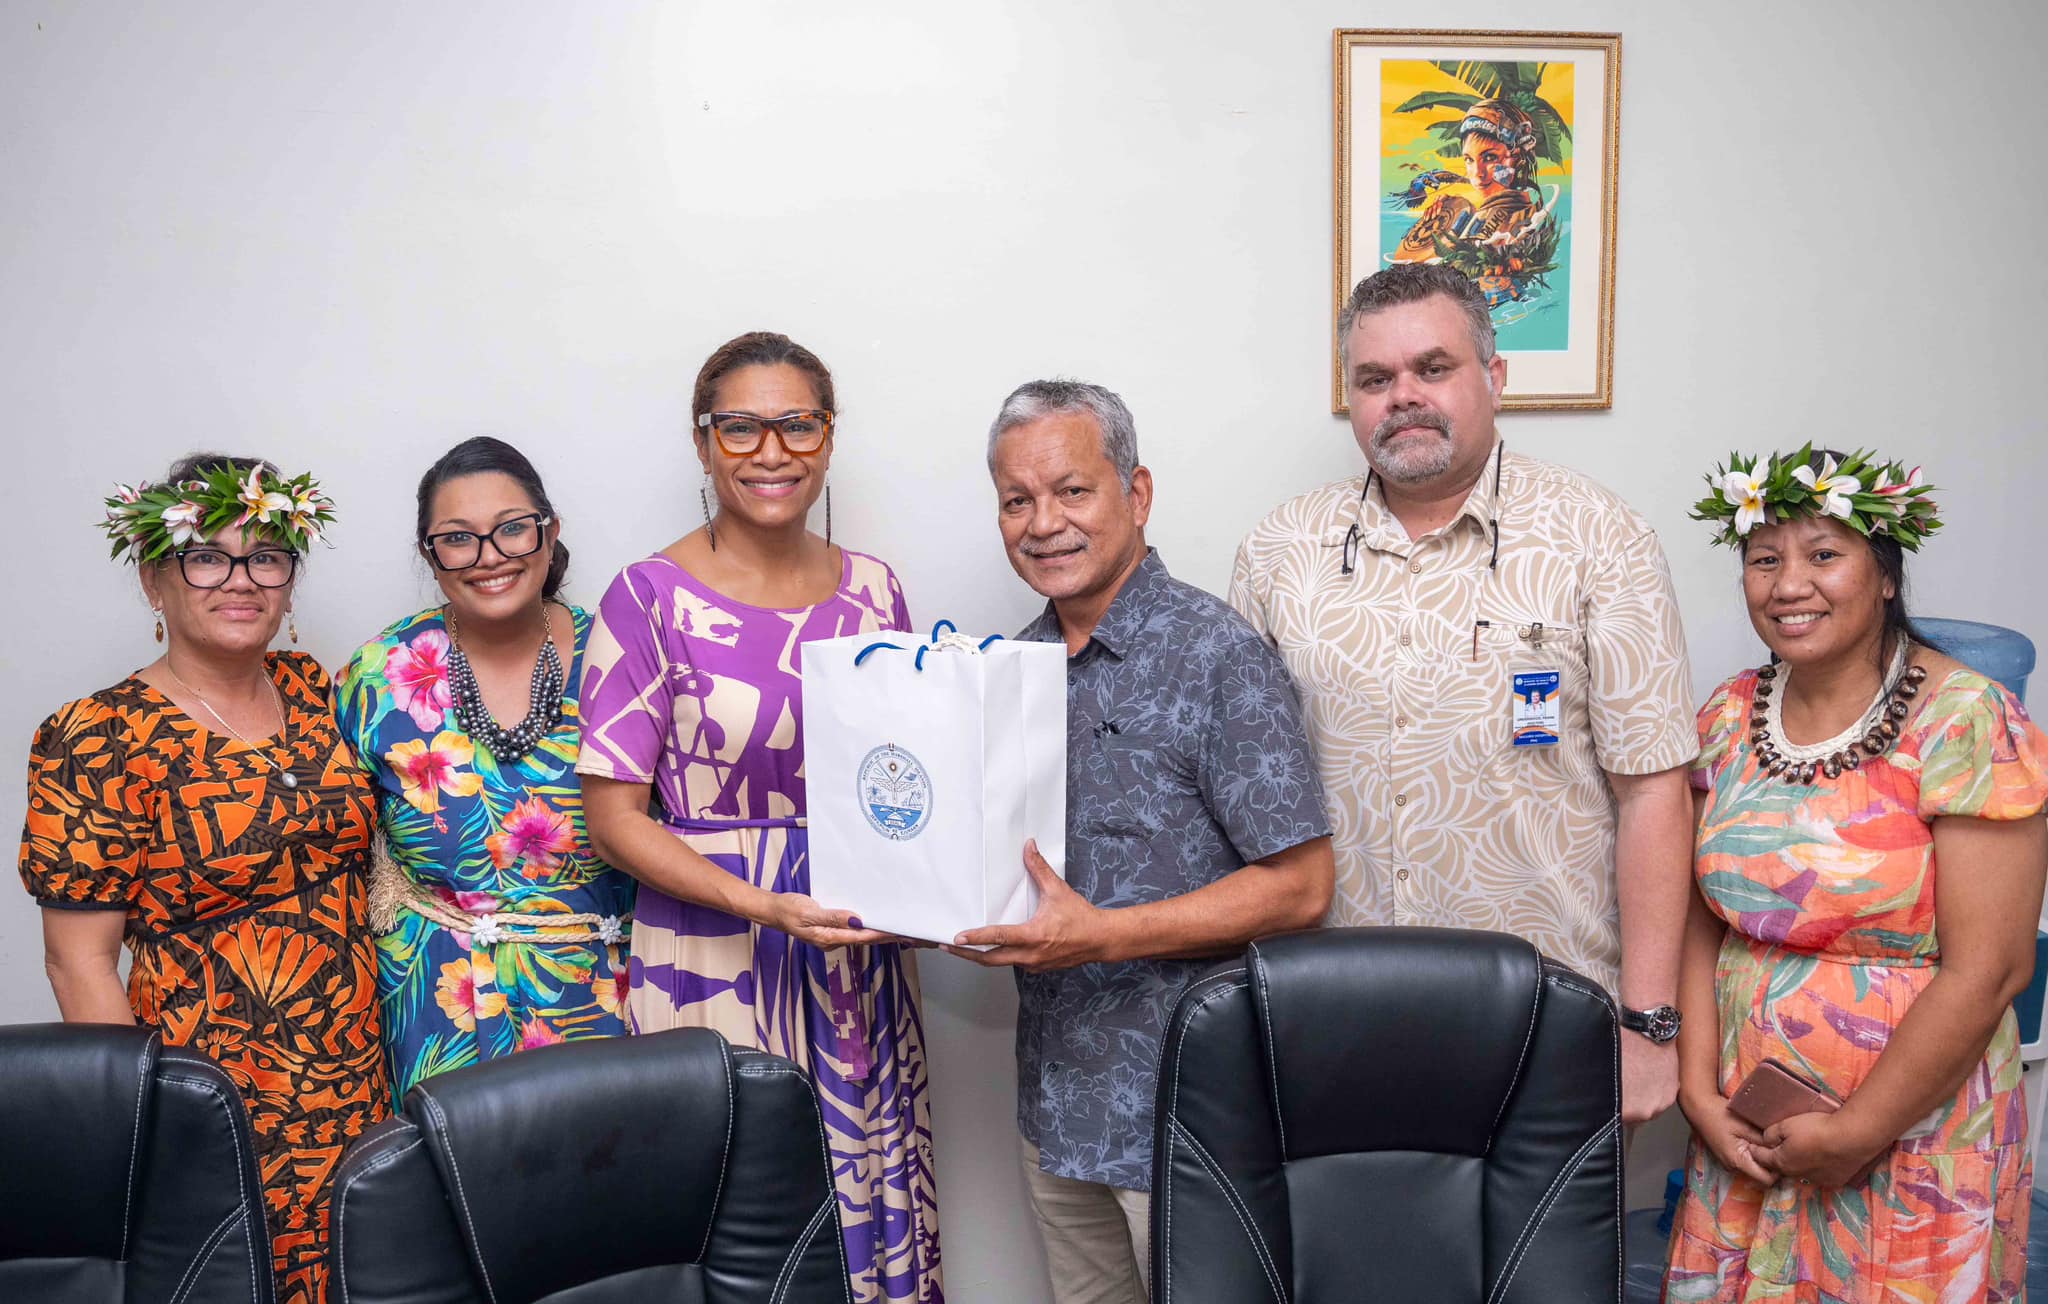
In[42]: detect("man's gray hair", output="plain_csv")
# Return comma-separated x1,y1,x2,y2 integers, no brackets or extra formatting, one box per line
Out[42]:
1337,264,1497,368
985,378,1140,489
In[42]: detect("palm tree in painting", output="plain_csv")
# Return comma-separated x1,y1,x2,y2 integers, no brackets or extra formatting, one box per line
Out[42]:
1394,61,1571,169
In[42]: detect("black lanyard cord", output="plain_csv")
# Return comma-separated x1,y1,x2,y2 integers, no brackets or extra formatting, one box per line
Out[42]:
1341,439,1506,577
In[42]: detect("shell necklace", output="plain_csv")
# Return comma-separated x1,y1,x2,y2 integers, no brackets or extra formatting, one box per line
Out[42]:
1749,639,1925,785
163,665,298,789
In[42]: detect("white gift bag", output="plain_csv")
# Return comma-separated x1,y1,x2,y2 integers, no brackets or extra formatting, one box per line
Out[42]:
802,622,1067,944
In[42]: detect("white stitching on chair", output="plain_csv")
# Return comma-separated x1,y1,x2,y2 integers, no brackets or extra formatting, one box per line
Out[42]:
1543,965,1624,1300
1483,959,1543,1157
1608,983,1622,1304
802,1061,852,1291
1171,1121,1288,1303
698,1034,736,1263
1160,973,1248,1304
119,1031,158,1262
768,1197,835,1304
1249,947,1288,1162
165,1206,242,1304
418,1090,499,1304
1483,1117,1618,1304
735,1063,806,1080
158,1074,261,1304
332,1133,425,1304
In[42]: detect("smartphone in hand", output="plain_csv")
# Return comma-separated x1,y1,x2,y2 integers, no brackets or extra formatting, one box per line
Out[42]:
1728,1059,1841,1130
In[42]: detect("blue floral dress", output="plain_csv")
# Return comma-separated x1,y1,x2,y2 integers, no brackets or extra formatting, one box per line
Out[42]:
337,605,636,1093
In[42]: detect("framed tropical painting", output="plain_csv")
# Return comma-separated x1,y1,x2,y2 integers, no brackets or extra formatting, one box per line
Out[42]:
1333,30,1622,411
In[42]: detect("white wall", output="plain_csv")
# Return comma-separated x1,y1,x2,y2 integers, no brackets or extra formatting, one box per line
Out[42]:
4,1,2044,1296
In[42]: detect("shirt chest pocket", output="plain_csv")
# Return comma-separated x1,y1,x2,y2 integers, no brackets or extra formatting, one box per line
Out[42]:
1078,735,1174,837
1471,616,1587,753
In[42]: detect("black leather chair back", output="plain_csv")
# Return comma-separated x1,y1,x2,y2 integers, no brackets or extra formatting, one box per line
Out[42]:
331,1027,850,1304
1151,928,1621,1304
0,1022,274,1304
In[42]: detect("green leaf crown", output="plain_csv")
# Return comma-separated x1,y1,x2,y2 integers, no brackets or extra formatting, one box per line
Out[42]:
100,463,336,563
1689,444,1941,552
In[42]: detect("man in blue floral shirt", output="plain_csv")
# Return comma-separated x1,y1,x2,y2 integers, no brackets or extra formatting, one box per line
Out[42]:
951,379,1334,1304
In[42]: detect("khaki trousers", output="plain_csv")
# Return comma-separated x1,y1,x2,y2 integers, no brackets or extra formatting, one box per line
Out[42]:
1019,1137,1152,1304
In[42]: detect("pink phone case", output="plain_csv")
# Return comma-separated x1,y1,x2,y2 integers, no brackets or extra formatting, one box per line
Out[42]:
1728,1059,1841,1129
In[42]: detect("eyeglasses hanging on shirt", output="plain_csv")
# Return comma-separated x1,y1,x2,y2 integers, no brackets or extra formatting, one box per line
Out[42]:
1340,439,1506,576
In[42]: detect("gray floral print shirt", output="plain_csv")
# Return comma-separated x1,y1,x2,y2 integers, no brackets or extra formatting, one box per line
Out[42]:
1015,549,1330,1190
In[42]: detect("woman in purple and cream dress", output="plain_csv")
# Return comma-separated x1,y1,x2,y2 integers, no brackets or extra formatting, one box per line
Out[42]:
577,331,941,1303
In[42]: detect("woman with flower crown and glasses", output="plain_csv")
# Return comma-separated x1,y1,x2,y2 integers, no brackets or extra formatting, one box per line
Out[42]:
18,455,387,1304
1664,448,2048,1302
577,332,942,1303
335,437,635,1094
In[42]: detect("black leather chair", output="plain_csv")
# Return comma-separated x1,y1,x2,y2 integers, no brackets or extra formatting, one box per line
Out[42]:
1150,928,1622,1304
330,1026,851,1304
0,1022,274,1304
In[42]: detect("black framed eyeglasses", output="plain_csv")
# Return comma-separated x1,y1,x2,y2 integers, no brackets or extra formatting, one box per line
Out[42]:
421,513,553,572
695,410,834,457
173,546,300,589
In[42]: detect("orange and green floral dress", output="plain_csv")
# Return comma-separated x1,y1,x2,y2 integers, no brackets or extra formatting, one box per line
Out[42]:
18,652,390,1304
1665,664,2048,1304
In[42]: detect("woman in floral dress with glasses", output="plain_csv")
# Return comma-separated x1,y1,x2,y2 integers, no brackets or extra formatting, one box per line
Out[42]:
337,436,634,1094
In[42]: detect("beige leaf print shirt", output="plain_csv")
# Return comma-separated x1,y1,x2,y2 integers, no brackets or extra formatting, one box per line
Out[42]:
1229,445,1695,995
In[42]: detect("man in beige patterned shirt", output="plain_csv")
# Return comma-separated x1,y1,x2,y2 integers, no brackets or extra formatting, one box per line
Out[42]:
1230,264,1697,1122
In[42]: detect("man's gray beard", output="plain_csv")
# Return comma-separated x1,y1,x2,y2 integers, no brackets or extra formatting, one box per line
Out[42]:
1370,411,1456,484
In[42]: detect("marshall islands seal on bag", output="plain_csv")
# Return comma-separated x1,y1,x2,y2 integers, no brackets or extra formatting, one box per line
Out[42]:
858,743,932,841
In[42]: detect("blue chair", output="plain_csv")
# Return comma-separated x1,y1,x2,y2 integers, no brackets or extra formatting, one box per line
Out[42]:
1918,618,2034,704
1923,620,2048,1155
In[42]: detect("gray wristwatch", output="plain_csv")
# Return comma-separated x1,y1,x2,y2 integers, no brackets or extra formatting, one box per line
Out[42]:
1619,1004,1681,1043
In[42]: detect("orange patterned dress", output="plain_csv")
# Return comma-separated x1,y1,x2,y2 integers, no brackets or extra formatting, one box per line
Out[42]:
1665,664,2048,1303
19,651,390,1304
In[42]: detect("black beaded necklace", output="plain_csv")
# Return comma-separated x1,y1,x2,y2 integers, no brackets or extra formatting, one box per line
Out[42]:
1748,639,1927,785
445,603,565,765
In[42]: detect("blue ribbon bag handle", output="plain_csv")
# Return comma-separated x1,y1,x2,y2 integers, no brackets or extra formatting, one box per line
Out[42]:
855,621,1002,672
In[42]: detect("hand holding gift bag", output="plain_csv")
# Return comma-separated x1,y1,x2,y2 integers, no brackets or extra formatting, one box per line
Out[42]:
803,621,1067,944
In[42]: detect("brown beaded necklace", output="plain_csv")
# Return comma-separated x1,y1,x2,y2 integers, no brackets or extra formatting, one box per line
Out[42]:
1748,640,1927,784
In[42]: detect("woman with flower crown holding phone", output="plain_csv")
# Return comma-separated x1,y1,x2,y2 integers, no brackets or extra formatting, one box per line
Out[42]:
1664,448,2048,1302
335,437,635,1095
18,455,387,1304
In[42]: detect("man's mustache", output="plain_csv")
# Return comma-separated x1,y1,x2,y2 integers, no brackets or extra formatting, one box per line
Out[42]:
1020,533,1088,558
1371,407,1450,450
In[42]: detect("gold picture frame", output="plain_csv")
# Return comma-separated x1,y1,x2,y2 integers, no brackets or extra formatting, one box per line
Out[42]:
1333,29,1621,412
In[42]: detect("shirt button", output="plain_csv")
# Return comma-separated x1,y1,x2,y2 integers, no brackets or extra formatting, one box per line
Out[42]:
1396,868,1410,881
1398,632,1411,647
1396,715,1409,728
1409,560,1423,573
1394,794,1407,807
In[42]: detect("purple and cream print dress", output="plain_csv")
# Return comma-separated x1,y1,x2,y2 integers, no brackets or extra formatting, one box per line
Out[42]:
577,548,942,1304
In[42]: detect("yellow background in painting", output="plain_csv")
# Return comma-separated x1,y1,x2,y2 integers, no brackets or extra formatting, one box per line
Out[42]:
1378,59,1575,186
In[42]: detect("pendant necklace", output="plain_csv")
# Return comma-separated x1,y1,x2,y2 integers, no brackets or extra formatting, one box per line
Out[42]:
163,665,298,789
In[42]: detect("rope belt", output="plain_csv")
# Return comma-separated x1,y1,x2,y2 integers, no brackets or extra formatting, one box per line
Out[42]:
367,836,629,946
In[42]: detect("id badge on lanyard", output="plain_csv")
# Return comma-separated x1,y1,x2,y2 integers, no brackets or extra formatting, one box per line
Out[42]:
1509,623,1560,748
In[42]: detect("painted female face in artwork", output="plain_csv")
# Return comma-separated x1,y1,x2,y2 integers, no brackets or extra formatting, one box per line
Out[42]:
1461,132,1517,195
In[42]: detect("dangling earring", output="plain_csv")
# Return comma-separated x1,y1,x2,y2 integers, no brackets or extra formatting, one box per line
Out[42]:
701,473,717,552
288,610,300,644
824,477,833,545
153,609,164,644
